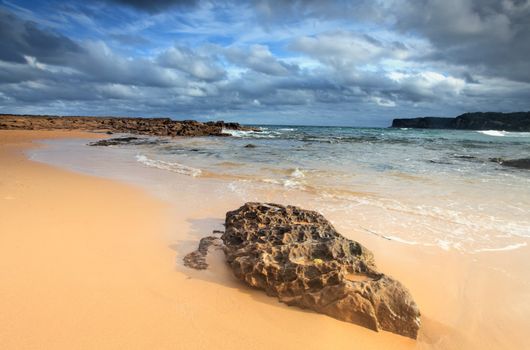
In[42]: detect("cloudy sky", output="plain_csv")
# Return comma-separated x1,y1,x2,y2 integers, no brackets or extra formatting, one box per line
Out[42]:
1,0,529,126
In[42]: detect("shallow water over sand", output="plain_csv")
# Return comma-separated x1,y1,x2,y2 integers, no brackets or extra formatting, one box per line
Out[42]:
30,126,530,253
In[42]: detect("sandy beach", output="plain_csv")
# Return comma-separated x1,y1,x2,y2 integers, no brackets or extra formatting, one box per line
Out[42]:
1,130,529,349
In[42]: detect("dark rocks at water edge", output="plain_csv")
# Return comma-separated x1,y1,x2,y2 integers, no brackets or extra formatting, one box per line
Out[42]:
89,136,140,146
490,158,530,170
391,112,530,131
88,136,169,146
219,202,421,339
0,114,254,137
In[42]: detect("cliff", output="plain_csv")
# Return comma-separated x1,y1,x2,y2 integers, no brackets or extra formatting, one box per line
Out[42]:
0,114,253,137
391,112,530,131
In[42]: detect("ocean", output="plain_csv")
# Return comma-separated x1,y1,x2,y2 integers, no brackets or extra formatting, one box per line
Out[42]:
29,125,530,254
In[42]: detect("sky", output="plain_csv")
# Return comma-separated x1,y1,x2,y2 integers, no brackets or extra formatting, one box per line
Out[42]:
0,0,529,126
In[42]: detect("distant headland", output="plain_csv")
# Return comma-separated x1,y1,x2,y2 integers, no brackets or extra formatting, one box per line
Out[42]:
391,112,530,131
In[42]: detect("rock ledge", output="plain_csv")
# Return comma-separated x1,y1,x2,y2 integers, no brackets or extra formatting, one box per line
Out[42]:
0,114,254,137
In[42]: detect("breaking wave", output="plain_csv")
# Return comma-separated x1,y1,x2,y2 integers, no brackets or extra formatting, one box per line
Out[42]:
477,130,508,137
222,128,278,138
477,130,530,137
135,154,202,177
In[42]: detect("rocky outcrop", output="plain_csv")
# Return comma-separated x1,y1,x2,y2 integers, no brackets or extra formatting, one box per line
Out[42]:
220,202,421,339
490,158,530,170
392,112,530,131
89,136,140,146
88,136,167,146
0,114,254,137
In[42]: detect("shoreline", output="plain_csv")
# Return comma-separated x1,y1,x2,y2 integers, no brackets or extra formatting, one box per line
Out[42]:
1,130,529,349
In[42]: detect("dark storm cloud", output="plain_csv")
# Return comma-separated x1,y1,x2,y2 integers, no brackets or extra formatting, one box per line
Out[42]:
393,0,530,82
251,0,383,23
251,0,530,84
0,9,194,88
105,0,198,13
0,9,82,65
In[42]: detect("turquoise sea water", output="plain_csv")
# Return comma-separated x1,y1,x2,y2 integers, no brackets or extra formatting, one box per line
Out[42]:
30,126,530,253
141,125,530,181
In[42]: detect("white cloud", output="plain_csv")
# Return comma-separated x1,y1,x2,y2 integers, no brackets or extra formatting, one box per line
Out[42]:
291,31,409,69
387,71,466,99
372,96,396,107
223,44,296,76
157,46,225,81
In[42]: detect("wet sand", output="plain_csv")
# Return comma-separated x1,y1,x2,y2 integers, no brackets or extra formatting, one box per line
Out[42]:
1,130,528,349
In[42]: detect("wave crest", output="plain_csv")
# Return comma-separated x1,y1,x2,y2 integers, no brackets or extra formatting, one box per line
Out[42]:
477,130,530,137
135,154,202,177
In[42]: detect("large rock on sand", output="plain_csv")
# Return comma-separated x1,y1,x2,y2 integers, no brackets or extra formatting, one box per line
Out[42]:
221,202,421,339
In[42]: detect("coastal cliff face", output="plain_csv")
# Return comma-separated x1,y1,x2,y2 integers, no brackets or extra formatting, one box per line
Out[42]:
221,203,421,339
0,114,251,137
392,112,530,131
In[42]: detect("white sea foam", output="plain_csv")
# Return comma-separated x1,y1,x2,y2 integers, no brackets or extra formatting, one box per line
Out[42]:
383,235,423,245
226,180,251,197
477,130,507,137
222,129,278,138
368,232,461,251
383,234,460,251
477,130,530,137
135,154,201,177
262,177,303,189
472,242,527,253
291,168,305,178
222,129,255,137
283,179,301,189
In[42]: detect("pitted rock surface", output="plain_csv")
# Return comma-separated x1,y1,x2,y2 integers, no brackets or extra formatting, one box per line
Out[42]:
221,202,421,339
183,236,223,270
